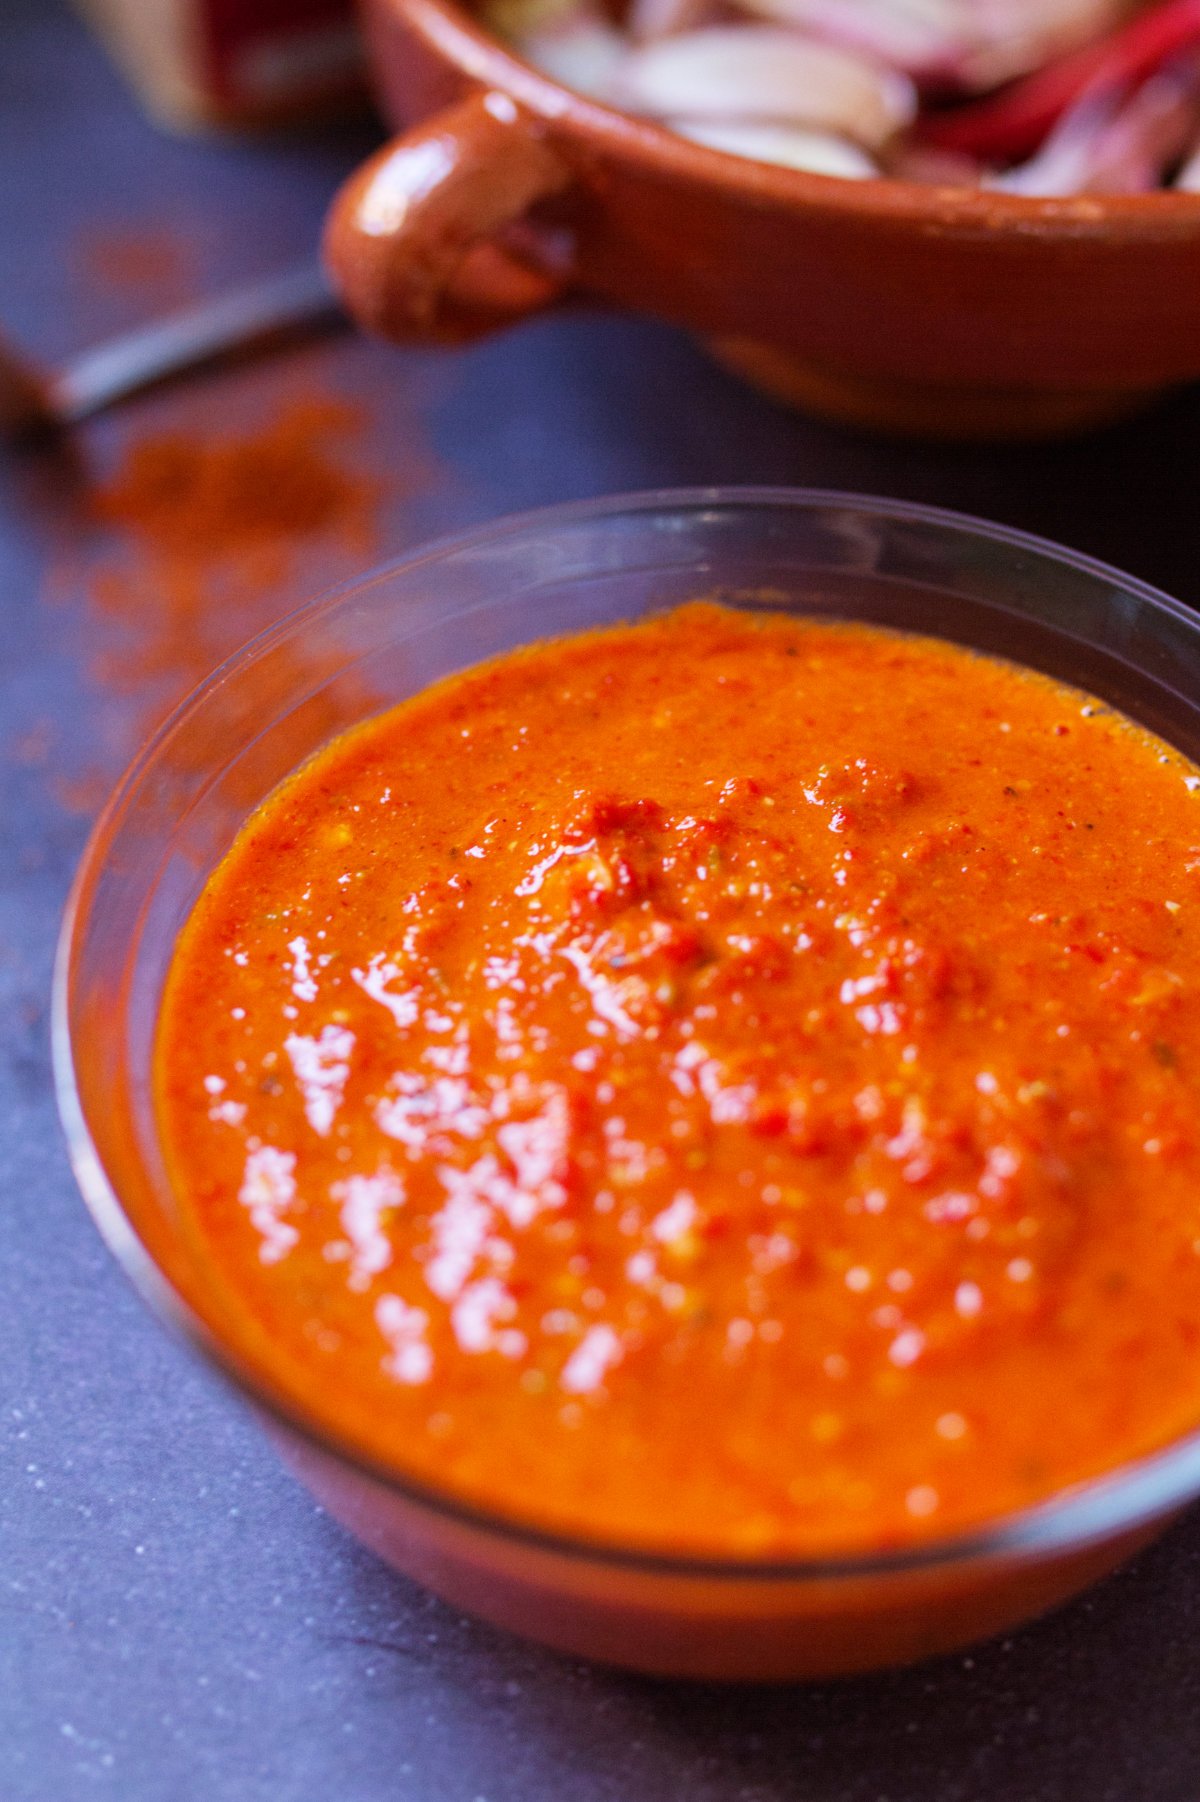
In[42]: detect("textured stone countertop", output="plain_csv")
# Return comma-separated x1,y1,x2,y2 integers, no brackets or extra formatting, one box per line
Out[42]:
5,5,1200,1796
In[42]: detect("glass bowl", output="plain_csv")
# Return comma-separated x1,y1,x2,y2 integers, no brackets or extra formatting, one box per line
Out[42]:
54,489,1200,1680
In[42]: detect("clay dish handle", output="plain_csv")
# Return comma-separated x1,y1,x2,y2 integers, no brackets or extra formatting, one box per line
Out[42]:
323,91,574,345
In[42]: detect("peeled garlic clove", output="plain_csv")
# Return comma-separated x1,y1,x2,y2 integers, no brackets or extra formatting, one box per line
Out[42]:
954,0,1135,92
616,27,917,147
734,0,976,84
737,0,1134,92
671,116,879,176
519,16,627,97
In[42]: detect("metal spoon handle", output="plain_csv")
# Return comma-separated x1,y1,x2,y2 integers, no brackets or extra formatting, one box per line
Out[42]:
46,261,341,424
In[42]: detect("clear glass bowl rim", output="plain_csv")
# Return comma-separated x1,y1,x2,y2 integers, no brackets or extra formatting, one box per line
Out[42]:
52,484,1200,1583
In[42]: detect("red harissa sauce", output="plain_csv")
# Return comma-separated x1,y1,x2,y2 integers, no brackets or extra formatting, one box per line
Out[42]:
155,604,1200,1555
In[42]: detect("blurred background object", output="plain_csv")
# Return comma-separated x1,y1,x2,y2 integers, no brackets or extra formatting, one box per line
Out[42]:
73,0,367,130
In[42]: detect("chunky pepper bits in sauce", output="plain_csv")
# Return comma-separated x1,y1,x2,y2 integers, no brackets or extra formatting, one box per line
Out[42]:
157,603,1200,1556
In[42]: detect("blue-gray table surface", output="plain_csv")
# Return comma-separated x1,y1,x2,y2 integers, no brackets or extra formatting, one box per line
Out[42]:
6,5,1200,1798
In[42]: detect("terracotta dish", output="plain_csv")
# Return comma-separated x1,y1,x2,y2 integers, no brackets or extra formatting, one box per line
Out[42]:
322,0,1200,438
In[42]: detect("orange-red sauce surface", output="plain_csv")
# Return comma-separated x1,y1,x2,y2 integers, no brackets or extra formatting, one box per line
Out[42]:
156,604,1200,1555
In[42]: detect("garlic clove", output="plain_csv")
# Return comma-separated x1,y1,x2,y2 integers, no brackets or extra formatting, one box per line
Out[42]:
954,0,1136,93
670,116,879,176
616,26,917,147
733,0,976,85
736,0,1135,93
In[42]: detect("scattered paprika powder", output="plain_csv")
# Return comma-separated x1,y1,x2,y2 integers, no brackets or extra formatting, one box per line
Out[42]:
74,391,384,748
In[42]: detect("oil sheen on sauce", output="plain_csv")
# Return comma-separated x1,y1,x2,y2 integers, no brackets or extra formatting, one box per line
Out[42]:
155,603,1200,1556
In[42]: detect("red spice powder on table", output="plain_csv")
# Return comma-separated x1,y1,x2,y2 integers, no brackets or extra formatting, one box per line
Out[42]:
78,393,384,743
44,371,444,819
90,395,376,571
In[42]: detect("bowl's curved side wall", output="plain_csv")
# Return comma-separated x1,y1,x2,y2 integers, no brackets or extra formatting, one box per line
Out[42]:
278,1420,1166,1678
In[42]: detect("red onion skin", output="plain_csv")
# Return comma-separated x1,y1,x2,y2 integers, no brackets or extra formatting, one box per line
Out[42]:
919,0,1200,160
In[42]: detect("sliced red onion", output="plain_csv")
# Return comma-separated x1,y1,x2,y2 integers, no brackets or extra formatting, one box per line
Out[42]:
985,82,1119,188
1088,59,1200,184
615,27,918,146
989,53,1200,192
921,0,1200,159
670,116,880,173
955,0,1136,90
1175,133,1200,180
